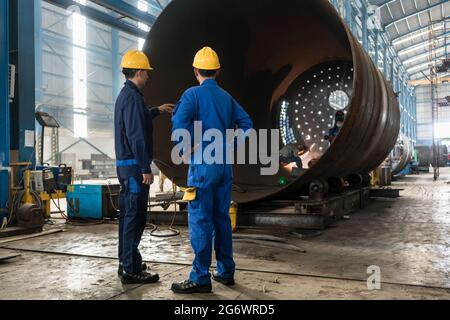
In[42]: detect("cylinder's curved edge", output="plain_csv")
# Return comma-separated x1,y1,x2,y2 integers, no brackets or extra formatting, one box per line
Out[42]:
146,0,401,204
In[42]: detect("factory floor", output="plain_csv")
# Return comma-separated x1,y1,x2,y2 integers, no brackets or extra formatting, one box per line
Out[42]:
1,168,450,300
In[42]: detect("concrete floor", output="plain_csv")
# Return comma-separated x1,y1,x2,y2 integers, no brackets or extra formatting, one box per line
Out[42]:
1,168,450,300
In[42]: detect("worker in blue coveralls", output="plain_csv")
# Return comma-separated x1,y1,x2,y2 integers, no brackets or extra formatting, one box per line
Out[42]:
170,47,253,293
114,50,174,284
324,111,345,144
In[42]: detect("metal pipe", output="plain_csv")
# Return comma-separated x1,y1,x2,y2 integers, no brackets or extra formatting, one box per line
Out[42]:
145,0,400,204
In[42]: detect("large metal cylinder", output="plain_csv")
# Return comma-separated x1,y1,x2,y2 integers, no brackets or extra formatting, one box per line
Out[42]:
391,133,413,175
144,0,400,204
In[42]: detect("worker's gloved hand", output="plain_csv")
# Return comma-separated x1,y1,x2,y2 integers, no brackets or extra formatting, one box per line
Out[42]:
142,173,154,185
324,135,329,141
158,104,175,114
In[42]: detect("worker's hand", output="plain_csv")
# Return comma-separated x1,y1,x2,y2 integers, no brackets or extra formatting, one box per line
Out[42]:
158,104,175,114
142,173,154,185
324,135,329,141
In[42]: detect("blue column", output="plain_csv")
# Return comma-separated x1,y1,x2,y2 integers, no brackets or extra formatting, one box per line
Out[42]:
406,91,411,137
374,30,379,67
112,29,121,101
390,54,394,83
344,0,353,32
394,69,399,94
413,94,417,142
362,6,368,50
35,0,43,104
0,0,10,214
10,0,36,164
35,0,44,156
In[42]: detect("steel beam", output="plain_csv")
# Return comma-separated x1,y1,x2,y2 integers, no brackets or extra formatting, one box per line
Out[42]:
89,0,157,25
391,18,448,42
44,0,148,38
384,0,447,29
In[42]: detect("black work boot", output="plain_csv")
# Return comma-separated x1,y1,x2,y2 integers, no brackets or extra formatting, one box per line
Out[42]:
121,271,159,284
118,263,148,277
171,279,212,294
212,271,235,286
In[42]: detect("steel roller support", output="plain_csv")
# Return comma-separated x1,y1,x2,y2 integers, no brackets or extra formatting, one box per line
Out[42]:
145,0,400,204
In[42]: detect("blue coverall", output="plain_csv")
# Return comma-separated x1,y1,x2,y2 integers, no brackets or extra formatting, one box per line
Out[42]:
172,79,253,285
327,125,340,143
114,80,160,275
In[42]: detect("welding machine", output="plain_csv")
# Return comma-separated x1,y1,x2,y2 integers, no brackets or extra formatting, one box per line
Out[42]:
67,184,120,220
35,164,72,192
29,169,58,193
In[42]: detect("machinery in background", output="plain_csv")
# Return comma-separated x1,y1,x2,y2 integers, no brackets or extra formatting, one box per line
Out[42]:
5,163,46,236
79,154,116,179
32,112,72,217
67,183,120,220
390,133,413,177
35,111,59,166
415,144,448,172
3,111,73,237
33,164,72,192
25,164,72,218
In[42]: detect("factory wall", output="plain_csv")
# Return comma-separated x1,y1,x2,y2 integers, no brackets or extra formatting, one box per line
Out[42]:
38,1,141,172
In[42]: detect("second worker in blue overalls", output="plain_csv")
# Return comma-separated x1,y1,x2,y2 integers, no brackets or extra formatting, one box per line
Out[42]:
171,47,253,294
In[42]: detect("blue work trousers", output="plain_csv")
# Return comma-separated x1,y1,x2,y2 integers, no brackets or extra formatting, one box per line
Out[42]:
187,164,236,285
117,165,149,275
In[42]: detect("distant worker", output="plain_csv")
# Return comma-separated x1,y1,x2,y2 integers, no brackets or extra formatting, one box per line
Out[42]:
324,111,345,144
280,142,309,169
114,50,174,284
171,47,253,294
308,158,319,168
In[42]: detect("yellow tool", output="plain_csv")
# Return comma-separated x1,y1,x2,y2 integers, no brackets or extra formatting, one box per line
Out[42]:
180,187,197,201
229,201,238,232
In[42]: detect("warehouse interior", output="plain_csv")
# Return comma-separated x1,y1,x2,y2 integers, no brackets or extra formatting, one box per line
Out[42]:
1,0,450,300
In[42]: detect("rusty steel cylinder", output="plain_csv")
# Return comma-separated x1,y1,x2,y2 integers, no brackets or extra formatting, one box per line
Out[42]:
143,0,400,204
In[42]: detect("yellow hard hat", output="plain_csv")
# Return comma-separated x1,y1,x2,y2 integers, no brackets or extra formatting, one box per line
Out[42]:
121,50,153,70
192,47,221,70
